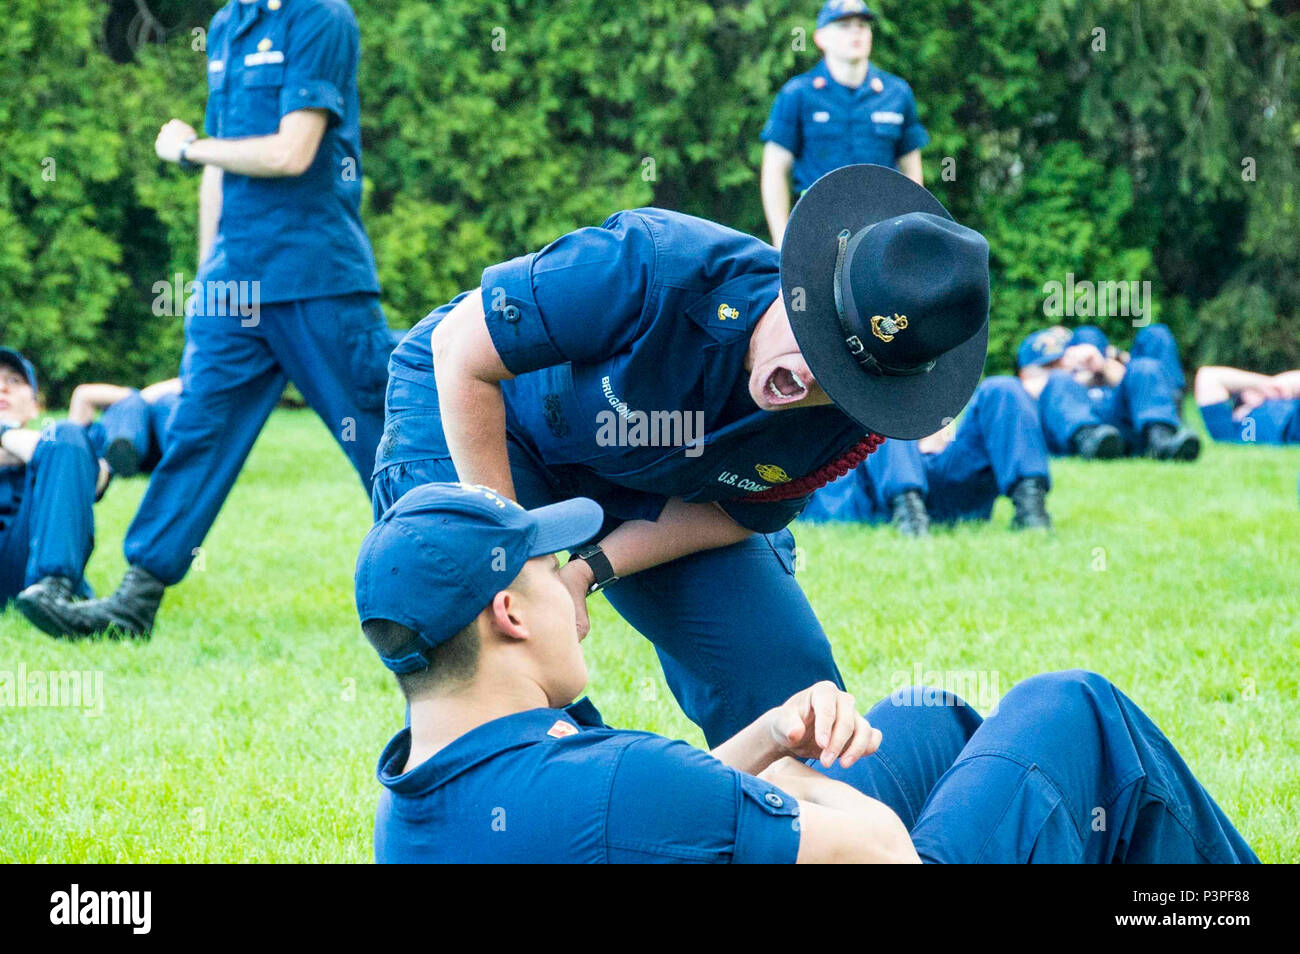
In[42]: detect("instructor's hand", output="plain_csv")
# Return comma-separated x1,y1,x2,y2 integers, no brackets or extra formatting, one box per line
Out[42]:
768,681,881,770
558,557,595,641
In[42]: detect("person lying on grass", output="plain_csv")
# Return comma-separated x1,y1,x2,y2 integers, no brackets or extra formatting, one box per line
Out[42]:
354,481,1259,864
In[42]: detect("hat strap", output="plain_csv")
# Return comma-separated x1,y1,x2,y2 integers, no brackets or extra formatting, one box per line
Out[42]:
832,229,936,378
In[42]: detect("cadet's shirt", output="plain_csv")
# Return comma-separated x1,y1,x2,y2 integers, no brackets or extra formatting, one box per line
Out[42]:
0,467,23,524
381,209,866,533
374,698,801,864
762,60,928,193
1199,399,1300,445
200,0,379,303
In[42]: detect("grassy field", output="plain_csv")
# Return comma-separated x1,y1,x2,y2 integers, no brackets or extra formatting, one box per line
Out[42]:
1,408,1297,862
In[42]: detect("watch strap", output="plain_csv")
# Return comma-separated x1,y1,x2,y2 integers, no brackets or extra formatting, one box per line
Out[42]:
574,544,618,594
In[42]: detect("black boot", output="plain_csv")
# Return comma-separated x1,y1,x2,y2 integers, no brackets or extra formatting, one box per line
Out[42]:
104,437,142,478
890,490,930,538
15,576,81,635
17,566,165,639
1072,424,1124,460
1145,422,1201,461
1009,476,1052,531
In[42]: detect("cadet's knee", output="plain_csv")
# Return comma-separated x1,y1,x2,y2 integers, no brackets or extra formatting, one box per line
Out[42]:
886,684,984,739
1125,356,1164,383
1014,669,1115,714
977,375,1022,399
39,422,93,456
1135,323,1174,346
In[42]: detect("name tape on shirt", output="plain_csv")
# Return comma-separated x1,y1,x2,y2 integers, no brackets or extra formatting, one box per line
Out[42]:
208,59,225,72
244,50,286,67
871,111,904,124
812,111,831,123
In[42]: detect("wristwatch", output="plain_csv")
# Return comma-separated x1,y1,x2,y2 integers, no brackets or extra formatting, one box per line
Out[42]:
573,544,618,594
178,136,198,172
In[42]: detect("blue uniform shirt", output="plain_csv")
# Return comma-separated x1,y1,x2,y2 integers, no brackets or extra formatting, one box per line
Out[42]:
761,60,928,193
382,209,866,533
200,0,379,303
1200,399,1300,445
374,698,801,863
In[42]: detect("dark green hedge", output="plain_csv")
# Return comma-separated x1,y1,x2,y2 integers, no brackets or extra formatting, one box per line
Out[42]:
2,0,1296,403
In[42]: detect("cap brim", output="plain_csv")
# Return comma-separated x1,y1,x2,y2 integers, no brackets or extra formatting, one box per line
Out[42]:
527,497,606,557
781,165,988,440
0,348,35,391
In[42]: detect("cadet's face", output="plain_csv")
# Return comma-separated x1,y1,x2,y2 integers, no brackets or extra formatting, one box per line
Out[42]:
0,364,37,425
518,556,588,707
815,17,873,61
748,295,834,412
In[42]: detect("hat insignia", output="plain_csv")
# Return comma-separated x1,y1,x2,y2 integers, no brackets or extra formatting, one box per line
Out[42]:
871,313,908,343
755,463,791,484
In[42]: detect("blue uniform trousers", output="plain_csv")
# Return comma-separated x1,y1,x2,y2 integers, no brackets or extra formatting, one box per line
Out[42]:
0,423,98,603
86,391,180,474
124,293,391,585
803,376,1050,524
1038,325,1184,455
821,671,1258,863
374,450,844,748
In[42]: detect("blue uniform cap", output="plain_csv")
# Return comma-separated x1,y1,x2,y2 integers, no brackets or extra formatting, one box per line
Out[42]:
817,0,876,28
1017,328,1071,369
1069,325,1110,354
355,482,605,674
0,347,38,393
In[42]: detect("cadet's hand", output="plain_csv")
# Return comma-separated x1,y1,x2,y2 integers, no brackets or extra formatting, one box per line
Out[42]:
155,119,198,163
767,681,881,769
558,557,595,641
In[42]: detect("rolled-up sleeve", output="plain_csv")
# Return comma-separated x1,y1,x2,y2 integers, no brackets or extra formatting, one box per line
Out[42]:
897,84,929,156
760,85,802,155
719,494,812,534
279,3,357,124
604,737,800,864
479,213,658,376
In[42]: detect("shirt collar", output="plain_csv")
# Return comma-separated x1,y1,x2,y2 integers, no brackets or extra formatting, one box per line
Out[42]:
376,697,606,795
814,58,878,95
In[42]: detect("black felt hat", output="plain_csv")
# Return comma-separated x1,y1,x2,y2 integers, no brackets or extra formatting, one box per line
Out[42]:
780,164,990,439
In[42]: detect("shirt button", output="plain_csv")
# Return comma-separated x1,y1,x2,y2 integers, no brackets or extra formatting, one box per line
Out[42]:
764,792,784,808
503,304,520,323
299,88,309,97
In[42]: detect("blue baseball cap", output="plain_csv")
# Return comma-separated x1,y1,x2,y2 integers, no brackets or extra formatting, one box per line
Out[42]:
0,348,38,393
817,0,876,28
1069,325,1110,354
355,482,605,674
1016,327,1071,369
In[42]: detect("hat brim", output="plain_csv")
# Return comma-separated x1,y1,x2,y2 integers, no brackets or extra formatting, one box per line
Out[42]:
781,164,988,440
0,348,36,393
527,497,605,558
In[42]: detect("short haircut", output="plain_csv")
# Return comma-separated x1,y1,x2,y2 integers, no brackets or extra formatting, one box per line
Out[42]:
361,617,480,698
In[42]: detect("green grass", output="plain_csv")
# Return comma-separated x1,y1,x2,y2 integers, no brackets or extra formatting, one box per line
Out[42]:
1,408,1297,862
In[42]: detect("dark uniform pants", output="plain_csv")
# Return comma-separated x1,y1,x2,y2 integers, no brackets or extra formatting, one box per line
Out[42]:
124,293,390,585
374,449,844,748
822,671,1259,863
0,423,98,603
803,376,1050,523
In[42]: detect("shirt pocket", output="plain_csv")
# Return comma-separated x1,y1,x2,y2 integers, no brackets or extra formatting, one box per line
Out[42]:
868,110,905,143
228,64,285,136
802,110,842,159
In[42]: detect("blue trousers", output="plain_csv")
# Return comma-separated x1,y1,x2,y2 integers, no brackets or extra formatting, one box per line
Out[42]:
86,391,181,474
375,449,844,748
0,423,98,603
802,376,1050,524
124,293,391,584
1038,325,1183,455
820,671,1258,863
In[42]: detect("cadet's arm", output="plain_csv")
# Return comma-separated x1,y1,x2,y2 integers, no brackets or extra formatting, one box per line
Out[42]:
898,149,923,186
1194,366,1275,405
67,384,134,425
0,427,40,466
761,142,796,249
198,164,222,266
140,378,183,404
183,109,328,179
763,759,920,864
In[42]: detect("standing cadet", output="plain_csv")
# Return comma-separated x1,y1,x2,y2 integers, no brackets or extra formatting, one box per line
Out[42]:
375,165,991,746
1017,324,1200,461
0,348,100,623
801,376,1052,534
761,1,928,248
1194,364,1300,445
356,483,1258,864
28,0,393,640
69,377,182,480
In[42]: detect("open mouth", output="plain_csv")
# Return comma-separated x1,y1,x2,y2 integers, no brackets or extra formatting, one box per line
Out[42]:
764,366,809,406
